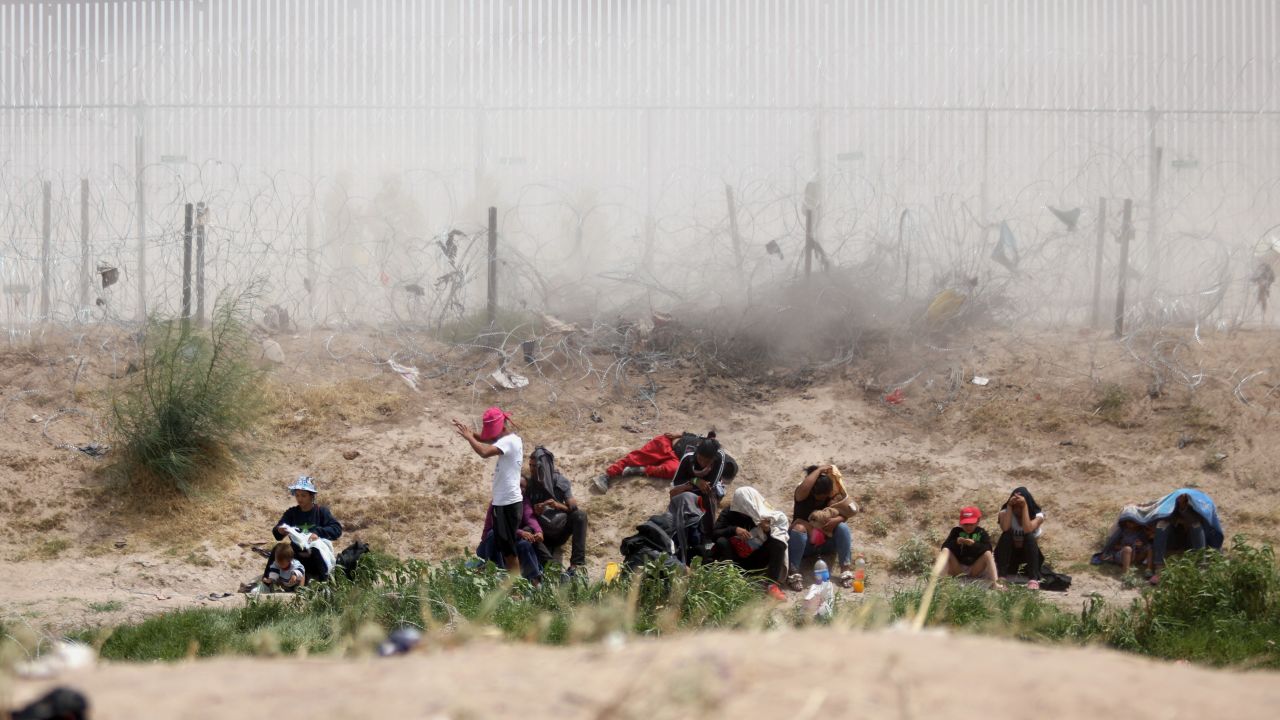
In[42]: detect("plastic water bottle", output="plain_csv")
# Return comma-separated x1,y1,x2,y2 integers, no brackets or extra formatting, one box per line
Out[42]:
853,555,866,593
814,558,830,584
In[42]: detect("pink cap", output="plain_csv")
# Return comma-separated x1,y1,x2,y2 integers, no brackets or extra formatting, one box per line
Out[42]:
478,407,510,442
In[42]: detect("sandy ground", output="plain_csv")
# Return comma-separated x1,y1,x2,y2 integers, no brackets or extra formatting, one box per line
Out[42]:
11,628,1280,719
2,325,1279,632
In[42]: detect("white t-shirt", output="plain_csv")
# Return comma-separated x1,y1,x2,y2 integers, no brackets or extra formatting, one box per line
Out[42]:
268,559,304,583
490,433,524,506
1010,511,1046,539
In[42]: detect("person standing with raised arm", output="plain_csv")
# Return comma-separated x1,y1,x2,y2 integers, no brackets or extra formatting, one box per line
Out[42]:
454,407,525,578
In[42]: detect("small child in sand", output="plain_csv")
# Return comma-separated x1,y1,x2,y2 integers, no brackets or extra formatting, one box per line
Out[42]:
262,542,305,592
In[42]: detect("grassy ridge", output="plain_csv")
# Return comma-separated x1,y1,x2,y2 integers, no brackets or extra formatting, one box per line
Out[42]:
54,539,1280,668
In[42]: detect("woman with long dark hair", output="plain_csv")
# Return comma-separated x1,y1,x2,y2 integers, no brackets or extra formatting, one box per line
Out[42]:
995,486,1046,589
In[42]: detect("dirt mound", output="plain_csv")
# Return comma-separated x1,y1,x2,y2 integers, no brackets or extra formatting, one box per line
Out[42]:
2,326,1279,629
12,629,1280,719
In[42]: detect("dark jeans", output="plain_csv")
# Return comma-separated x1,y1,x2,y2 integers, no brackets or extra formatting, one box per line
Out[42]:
538,509,589,567
713,536,788,585
995,532,1043,580
476,531,543,582
1152,521,1206,567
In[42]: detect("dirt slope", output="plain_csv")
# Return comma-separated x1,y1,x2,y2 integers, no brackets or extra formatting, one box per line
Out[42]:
12,628,1280,719
2,325,1279,630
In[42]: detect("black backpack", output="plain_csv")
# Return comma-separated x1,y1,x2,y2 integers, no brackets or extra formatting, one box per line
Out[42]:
1039,565,1072,592
620,512,682,570
335,540,370,578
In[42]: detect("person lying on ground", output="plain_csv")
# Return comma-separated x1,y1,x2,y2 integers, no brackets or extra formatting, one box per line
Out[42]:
941,506,1000,586
271,475,342,581
668,432,738,540
525,446,589,581
995,486,1046,590
594,432,685,493
787,464,857,590
477,481,545,585
1090,489,1224,585
453,406,525,580
261,542,305,593
710,486,790,588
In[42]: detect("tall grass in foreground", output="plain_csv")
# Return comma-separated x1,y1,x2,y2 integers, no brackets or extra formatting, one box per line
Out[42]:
108,287,267,497
46,539,1280,668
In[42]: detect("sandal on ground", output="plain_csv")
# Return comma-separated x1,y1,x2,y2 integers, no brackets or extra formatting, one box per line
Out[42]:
837,570,854,588
766,584,787,601
1026,580,1041,591
593,474,610,493
787,573,805,592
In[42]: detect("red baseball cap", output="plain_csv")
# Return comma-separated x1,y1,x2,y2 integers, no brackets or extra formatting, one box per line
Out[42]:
958,506,982,523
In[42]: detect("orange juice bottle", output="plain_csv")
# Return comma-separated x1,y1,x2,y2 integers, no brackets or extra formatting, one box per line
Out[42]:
853,555,866,592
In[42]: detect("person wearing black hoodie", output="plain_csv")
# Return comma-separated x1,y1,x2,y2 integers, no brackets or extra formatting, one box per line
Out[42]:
995,486,1046,589
941,505,999,586
271,475,343,581
668,432,738,542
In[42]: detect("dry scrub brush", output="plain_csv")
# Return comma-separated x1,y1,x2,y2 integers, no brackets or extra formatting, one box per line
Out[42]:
107,286,267,499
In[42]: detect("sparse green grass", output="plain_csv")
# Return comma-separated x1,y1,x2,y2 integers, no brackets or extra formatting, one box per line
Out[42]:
88,601,124,613
30,538,71,560
37,539,1280,669
890,536,934,575
905,475,935,503
867,516,889,538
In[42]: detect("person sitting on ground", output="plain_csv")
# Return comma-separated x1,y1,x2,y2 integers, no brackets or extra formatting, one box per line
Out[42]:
594,432,687,493
525,447,589,581
1106,520,1155,574
1150,491,1220,585
1090,489,1224,585
668,432,738,543
477,484,545,586
995,486,1046,590
261,541,305,593
271,475,343,581
710,487,790,588
786,464,857,590
941,506,999,586
453,406,525,579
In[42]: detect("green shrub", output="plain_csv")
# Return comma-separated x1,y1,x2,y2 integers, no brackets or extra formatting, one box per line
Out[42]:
890,536,934,575
108,288,266,496
1095,383,1128,423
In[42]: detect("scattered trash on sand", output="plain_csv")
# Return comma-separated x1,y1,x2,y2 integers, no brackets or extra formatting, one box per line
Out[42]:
971,376,990,386
490,367,529,389
884,388,905,405
387,359,420,390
